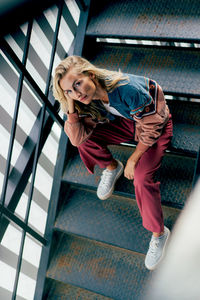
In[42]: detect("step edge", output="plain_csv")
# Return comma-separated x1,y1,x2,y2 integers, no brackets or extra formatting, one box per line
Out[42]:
85,40,200,52
60,183,184,210
86,31,200,44
44,277,114,300
52,229,146,258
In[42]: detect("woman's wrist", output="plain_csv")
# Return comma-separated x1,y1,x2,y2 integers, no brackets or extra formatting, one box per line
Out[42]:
68,109,75,114
129,148,144,164
68,99,75,114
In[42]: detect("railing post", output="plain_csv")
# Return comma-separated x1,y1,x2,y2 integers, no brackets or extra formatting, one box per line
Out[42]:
75,0,88,11
72,0,91,56
193,147,200,188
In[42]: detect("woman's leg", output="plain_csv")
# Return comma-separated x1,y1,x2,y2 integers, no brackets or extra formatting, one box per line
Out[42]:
78,117,135,173
133,118,173,233
78,117,135,200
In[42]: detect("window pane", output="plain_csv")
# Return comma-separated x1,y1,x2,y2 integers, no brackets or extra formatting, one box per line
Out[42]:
0,220,23,298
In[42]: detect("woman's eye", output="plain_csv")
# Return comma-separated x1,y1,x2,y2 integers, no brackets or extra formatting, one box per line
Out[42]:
65,90,71,95
75,81,81,87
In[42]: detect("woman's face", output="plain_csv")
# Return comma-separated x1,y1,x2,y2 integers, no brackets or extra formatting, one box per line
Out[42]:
59,69,97,105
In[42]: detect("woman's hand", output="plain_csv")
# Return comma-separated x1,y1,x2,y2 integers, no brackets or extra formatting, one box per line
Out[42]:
124,147,145,180
124,158,136,180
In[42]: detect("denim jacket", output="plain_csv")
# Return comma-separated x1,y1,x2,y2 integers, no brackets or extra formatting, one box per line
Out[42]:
64,74,170,152
108,74,154,119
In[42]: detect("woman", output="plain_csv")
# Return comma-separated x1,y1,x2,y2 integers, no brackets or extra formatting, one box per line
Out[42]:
53,55,173,270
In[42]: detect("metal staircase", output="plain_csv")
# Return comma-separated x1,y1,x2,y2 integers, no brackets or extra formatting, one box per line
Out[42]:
41,0,200,299
1,0,199,299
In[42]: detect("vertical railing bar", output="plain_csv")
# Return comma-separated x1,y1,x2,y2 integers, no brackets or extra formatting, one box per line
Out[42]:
0,20,33,219
73,0,91,56
45,0,64,97
12,2,64,298
9,19,43,300
75,0,87,11
11,104,46,300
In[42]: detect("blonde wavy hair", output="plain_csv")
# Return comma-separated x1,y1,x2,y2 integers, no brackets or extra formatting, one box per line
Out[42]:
53,55,128,119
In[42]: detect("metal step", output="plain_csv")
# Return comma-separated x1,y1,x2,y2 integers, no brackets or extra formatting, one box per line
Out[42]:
46,232,152,300
62,145,195,208
87,0,200,42
43,278,112,299
83,42,200,98
54,187,180,254
123,100,200,156
122,122,200,156
168,100,200,126
170,123,200,155
168,100,200,155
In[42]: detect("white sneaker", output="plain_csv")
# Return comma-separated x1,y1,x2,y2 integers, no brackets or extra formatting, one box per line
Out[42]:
145,226,170,271
97,160,124,200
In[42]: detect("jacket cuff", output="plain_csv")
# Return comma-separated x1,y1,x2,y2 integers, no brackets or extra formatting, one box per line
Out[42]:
136,141,150,152
67,111,79,123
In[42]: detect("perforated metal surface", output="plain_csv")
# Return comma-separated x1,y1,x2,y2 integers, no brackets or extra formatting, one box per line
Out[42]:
167,101,200,154
62,145,195,208
84,43,200,98
47,233,152,300
55,187,180,254
87,0,200,42
168,101,200,126
43,278,112,299
171,123,200,154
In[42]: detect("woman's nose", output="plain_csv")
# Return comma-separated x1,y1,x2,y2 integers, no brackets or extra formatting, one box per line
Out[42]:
73,89,82,99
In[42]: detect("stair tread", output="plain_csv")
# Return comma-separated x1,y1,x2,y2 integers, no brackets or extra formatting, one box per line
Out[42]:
55,187,179,253
62,146,195,208
171,123,200,154
43,278,112,299
47,233,152,300
83,43,200,98
87,0,200,42
168,100,200,126
168,100,200,153
126,122,200,155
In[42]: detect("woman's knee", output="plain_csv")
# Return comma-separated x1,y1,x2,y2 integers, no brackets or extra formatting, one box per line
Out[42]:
134,168,153,187
78,138,99,152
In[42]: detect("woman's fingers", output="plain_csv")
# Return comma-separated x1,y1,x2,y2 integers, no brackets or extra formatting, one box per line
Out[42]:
124,162,135,180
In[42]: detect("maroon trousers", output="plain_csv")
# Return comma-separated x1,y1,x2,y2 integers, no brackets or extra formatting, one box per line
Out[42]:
78,116,173,233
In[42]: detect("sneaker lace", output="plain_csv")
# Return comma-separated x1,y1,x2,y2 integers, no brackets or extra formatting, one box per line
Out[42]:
100,170,113,188
149,239,159,257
